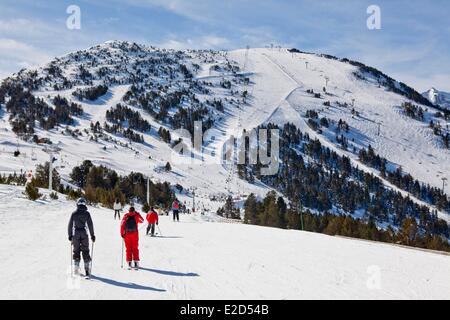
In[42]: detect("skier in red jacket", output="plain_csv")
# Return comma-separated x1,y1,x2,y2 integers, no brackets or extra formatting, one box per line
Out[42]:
172,200,180,222
120,206,144,270
146,207,159,237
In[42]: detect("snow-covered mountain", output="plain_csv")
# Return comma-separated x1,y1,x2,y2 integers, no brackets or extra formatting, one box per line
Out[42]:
0,40,449,227
1,41,450,299
423,87,450,110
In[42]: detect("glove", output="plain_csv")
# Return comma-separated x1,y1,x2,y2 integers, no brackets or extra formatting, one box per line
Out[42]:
68,236,73,242
157,222,159,225
91,235,96,242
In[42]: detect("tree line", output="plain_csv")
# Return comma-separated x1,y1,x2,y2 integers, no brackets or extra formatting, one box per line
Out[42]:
238,122,449,240
0,83,84,136
106,103,151,132
359,145,449,212
0,160,177,212
70,160,176,209
244,192,450,252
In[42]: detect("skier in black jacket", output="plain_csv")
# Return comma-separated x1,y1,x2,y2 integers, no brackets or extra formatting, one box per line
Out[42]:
68,198,95,277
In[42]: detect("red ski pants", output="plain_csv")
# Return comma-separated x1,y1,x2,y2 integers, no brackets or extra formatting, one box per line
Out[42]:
124,232,140,262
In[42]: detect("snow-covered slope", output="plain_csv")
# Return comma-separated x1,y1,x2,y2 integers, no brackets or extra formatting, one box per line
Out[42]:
0,42,449,220
423,87,450,110
242,49,449,194
0,184,449,300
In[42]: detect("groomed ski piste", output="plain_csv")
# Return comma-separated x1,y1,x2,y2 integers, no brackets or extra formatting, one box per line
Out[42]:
0,184,449,300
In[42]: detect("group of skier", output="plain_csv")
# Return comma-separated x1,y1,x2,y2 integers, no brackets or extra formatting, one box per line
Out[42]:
68,198,181,276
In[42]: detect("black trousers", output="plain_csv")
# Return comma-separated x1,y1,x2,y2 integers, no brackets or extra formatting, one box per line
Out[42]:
173,210,179,221
146,223,156,235
72,230,91,263
114,210,121,219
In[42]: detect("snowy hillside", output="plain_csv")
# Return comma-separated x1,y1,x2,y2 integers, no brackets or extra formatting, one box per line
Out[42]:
423,87,450,110
0,184,449,300
0,41,449,235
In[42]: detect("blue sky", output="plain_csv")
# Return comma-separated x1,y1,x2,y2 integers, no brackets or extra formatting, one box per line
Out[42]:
0,0,449,92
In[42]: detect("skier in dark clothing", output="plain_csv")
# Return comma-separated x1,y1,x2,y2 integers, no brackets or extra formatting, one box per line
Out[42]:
68,198,95,277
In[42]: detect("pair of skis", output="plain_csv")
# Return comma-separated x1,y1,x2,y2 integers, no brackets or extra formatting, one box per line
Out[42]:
146,233,159,237
70,242,93,280
73,268,92,279
127,264,140,271
121,239,140,271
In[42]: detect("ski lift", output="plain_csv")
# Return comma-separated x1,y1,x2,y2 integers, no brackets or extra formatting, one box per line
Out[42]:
13,137,21,157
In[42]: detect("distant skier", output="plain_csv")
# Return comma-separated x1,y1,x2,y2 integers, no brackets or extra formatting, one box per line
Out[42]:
146,206,159,236
120,206,144,270
68,198,95,277
172,199,180,222
113,199,122,220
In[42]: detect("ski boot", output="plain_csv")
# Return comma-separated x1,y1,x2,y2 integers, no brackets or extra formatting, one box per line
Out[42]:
134,261,139,270
128,262,133,270
84,262,91,279
73,261,81,276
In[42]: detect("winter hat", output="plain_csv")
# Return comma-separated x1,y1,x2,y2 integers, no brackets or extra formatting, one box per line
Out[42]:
130,206,135,212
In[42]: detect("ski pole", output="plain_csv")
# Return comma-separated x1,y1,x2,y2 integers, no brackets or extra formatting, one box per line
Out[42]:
70,242,73,277
157,224,163,236
90,242,94,274
121,238,124,269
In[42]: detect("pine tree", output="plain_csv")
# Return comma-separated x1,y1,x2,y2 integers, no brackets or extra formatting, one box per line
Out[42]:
400,217,418,245
34,162,60,189
25,183,41,201
244,193,258,224
224,196,234,218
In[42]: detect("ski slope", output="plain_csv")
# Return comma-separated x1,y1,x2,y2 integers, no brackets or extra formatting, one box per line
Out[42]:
1,184,449,300
246,49,450,195
0,44,448,214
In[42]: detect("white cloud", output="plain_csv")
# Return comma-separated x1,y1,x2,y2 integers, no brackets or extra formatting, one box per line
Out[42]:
127,0,220,23
0,38,51,78
158,35,230,50
0,17,102,78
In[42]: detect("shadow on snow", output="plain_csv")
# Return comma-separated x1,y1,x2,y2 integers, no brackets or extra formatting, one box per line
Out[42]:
90,275,166,292
138,267,199,277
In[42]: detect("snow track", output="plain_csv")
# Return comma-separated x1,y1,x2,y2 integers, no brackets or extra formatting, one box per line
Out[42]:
0,185,449,299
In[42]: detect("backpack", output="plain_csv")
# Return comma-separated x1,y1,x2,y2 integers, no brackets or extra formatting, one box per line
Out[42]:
125,215,137,232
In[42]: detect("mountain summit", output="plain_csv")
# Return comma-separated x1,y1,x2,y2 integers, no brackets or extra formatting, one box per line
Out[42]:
423,87,450,109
